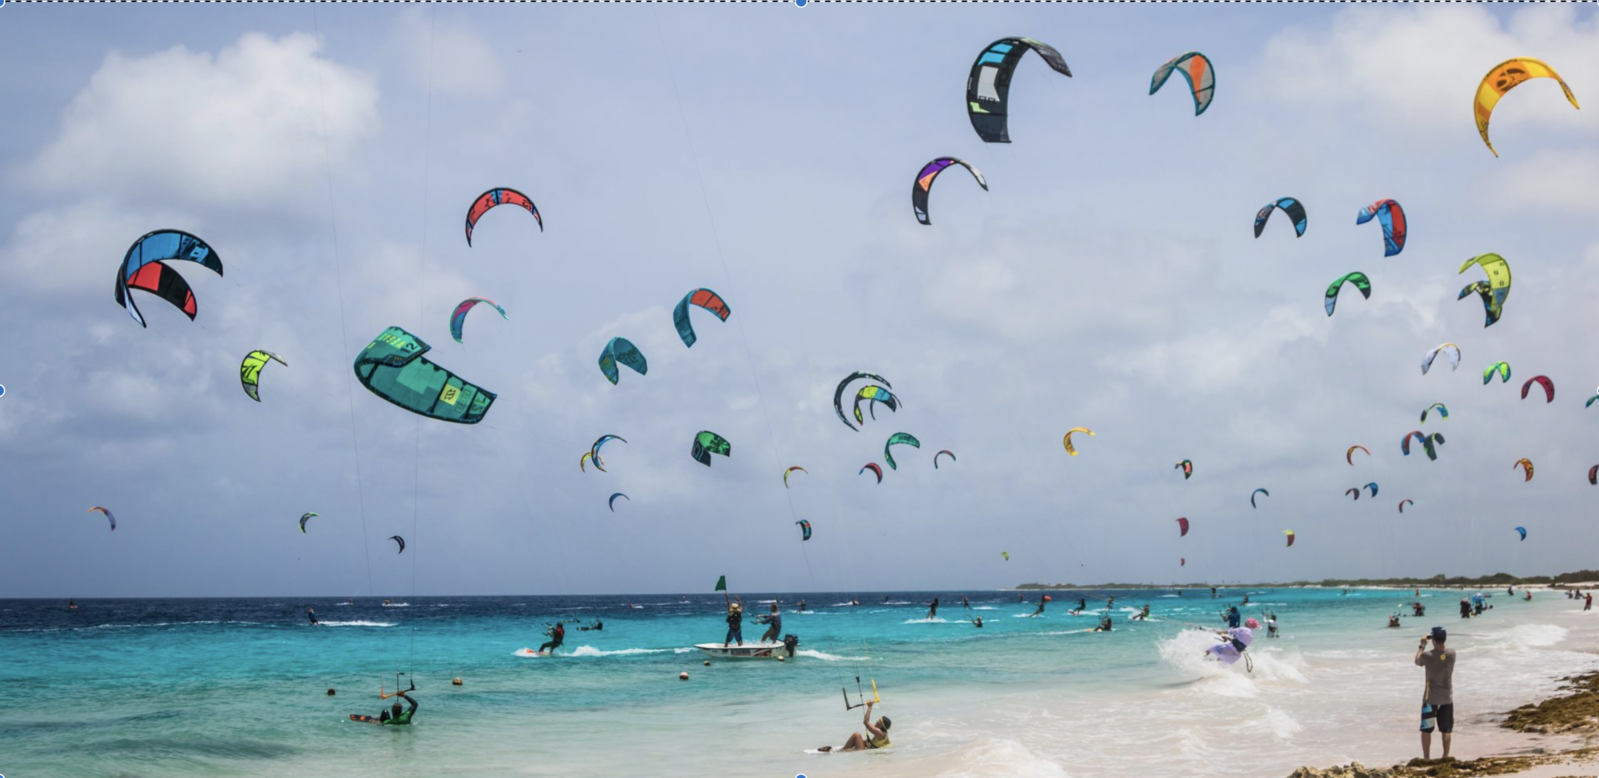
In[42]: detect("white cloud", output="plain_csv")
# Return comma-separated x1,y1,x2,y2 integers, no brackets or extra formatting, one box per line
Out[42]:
391,10,504,98
15,33,378,213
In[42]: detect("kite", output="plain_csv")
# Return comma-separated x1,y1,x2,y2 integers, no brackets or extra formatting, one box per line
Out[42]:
1401,430,1443,461
88,506,115,531
1347,445,1371,465
859,463,883,484
1474,58,1580,157
1001,551,1010,561
783,466,808,487
598,337,648,385
691,431,731,467
1253,198,1306,238
608,493,629,512
449,298,507,344
1588,395,1599,409
1398,499,1413,514
1590,464,1599,485
1355,199,1407,257
580,452,602,472
673,288,731,348
114,229,223,328
1422,343,1461,375
1421,403,1449,423
1181,558,1186,567
1325,272,1372,317
912,157,988,225
299,512,318,533
1062,427,1095,456
1484,361,1512,384
1364,482,1379,498
1346,488,1360,500
390,536,406,554
589,435,627,472
240,350,286,403
1175,459,1193,479
834,372,893,432
1150,51,1216,116
1284,530,1296,548
966,37,1072,143
884,432,921,470
1176,517,1190,537
1521,375,1555,403
1459,253,1512,327
353,327,496,424
796,520,812,541
1251,488,1269,508
853,385,902,425
934,450,957,469
465,187,541,246
1514,458,1534,482
1515,526,1528,541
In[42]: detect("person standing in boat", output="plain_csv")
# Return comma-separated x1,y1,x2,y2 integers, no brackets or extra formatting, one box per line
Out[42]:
722,592,744,647
756,602,782,644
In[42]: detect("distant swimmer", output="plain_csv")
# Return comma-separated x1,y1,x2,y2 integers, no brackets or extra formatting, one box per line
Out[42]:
969,616,983,628
1388,614,1402,628
1094,615,1114,632
578,619,604,631
816,700,890,753
1204,619,1256,665
757,603,783,643
307,607,318,626
1524,591,1532,602
1131,604,1150,621
927,597,939,620
723,593,745,647
536,623,566,655
353,685,417,726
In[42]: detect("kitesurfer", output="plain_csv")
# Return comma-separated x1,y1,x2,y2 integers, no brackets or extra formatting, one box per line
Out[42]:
307,607,319,626
537,623,566,655
1031,596,1048,617
1415,627,1455,759
68,600,78,610
927,597,939,620
1211,587,1218,599
578,619,604,631
1388,614,1402,628
1224,606,1242,629
724,595,745,647
796,599,808,612
970,616,984,628
1095,615,1114,632
1131,604,1151,621
1204,618,1256,665
1412,602,1426,617
1071,597,1087,615
816,700,891,752
1241,593,1251,605
962,596,970,609
380,687,418,725
757,603,783,644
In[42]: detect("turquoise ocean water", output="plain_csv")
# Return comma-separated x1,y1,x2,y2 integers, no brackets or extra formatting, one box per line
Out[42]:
4,587,1596,778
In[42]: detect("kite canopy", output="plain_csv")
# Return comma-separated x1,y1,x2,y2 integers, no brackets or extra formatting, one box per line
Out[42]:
1355,199,1407,257
299,512,318,533
1421,403,1449,423
1398,499,1413,513
1515,526,1528,541
1474,57,1580,157
859,463,883,484
1514,458,1534,481
934,450,957,469
1175,459,1193,479
89,506,116,531
1401,430,1443,461
240,350,287,402
1254,198,1307,238
673,288,731,348
1484,361,1512,384
1325,272,1372,316
465,187,541,246
913,157,988,225
834,372,893,431
589,435,627,472
853,385,901,425
783,466,808,487
1001,551,1010,561
598,337,648,385
1346,488,1360,500
884,432,921,470
390,535,406,554
114,229,223,328
1590,464,1599,485
450,298,508,344
1346,445,1371,465
1521,375,1554,403
353,326,496,424
608,493,629,512
1459,253,1512,327
1364,482,1379,498
1150,52,1215,116
580,451,601,472
691,431,731,467
1176,517,1190,537
796,520,812,542
966,37,1072,143
1422,343,1461,375
1062,427,1095,456
1284,530,1296,548
1251,488,1269,508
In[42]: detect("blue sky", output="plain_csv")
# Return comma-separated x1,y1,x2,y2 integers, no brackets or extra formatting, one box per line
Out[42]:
1,3,1597,597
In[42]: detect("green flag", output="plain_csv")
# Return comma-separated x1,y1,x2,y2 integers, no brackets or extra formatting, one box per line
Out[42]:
714,575,727,592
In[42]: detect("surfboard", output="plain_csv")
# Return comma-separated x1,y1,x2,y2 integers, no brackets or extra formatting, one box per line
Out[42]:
350,714,383,724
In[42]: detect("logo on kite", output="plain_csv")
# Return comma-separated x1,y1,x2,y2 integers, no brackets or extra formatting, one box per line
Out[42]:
115,230,223,328
240,350,287,403
1150,51,1215,116
1474,58,1579,157
450,298,508,344
883,432,921,470
691,431,731,467
1325,272,1371,317
834,372,894,432
912,157,987,225
598,337,648,385
859,463,883,484
353,327,496,424
1459,254,1512,327
464,187,541,246
673,288,731,348
1253,198,1306,239
966,37,1072,143
1356,199,1406,257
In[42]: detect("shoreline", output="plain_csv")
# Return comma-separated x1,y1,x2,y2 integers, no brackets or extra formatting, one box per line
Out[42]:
1287,672,1599,778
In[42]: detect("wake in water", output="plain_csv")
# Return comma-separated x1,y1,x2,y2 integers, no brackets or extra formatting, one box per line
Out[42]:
317,620,396,627
903,617,950,624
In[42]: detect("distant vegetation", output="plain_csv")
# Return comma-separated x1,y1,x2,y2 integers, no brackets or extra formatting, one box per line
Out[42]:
1016,571,1599,590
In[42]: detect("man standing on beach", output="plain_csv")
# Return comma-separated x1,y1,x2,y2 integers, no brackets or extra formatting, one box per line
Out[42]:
1415,626,1455,760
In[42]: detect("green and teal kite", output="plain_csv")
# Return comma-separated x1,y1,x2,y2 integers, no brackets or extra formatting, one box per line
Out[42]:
1459,253,1511,327
1325,272,1371,316
691,431,731,467
353,326,496,424
884,432,921,470
598,337,648,385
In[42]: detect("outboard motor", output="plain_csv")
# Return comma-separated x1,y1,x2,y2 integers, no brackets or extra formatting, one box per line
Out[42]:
782,634,800,658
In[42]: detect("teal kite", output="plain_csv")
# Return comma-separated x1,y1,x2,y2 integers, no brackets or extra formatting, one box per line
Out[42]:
691,431,731,467
353,326,496,424
883,432,921,471
598,337,648,385
673,289,730,348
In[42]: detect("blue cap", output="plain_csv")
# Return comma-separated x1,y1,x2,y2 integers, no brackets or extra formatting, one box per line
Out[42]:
1430,627,1447,641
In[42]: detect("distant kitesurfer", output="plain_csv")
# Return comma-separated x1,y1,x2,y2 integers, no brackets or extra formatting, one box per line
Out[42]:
1210,587,1218,599
816,700,890,752
1131,604,1150,621
578,619,604,631
537,623,566,655
1241,593,1251,605
926,597,939,620
307,607,318,626
1031,596,1048,617
1388,614,1402,628
68,599,78,610
961,596,970,609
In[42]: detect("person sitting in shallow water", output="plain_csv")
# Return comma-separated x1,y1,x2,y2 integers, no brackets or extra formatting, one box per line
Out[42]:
1095,615,1114,632
817,700,890,752
969,616,983,628
1388,614,1402,628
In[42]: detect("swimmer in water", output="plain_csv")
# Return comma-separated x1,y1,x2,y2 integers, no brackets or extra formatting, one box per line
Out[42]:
970,616,984,628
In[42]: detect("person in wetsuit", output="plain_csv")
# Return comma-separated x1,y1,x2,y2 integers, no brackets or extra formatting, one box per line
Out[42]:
757,603,783,644
377,688,418,725
1224,606,1242,629
1031,596,1048,617
1131,604,1150,621
578,619,603,631
724,595,744,647
927,597,939,620
307,607,318,626
537,623,565,655
1095,615,1114,632
1071,597,1087,615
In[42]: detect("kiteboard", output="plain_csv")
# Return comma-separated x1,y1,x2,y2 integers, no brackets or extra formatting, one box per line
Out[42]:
694,642,790,660
350,714,384,724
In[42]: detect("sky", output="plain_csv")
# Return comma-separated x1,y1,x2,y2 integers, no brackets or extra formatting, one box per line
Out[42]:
1,3,1598,598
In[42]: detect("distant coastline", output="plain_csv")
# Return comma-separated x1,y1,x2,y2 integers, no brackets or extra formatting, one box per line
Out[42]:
1015,570,1599,591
